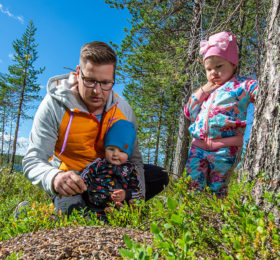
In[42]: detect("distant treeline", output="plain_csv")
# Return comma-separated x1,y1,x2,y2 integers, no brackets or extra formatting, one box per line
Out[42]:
0,154,23,168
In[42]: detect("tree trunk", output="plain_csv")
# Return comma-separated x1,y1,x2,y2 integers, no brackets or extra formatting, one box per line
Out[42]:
154,95,164,166
164,130,172,169
254,0,262,78
169,127,176,172
173,0,201,179
164,125,177,172
0,106,6,166
7,116,13,164
9,77,26,173
240,0,280,223
237,0,245,66
147,130,152,164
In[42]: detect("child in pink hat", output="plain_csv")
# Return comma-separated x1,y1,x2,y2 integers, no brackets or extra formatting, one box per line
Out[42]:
184,31,258,198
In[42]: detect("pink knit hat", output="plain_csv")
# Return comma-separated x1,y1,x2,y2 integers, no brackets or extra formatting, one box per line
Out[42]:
200,31,238,66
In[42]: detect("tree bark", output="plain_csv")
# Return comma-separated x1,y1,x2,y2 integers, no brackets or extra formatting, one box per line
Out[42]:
7,117,13,164
173,0,201,179
9,80,25,173
164,129,173,169
0,106,6,166
241,0,280,223
147,129,152,165
154,95,164,166
10,59,28,173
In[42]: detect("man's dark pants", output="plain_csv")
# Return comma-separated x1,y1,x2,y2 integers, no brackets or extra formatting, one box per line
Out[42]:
53,164,169,215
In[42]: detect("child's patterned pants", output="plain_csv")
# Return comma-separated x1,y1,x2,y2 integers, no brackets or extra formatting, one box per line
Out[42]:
185,144,242,198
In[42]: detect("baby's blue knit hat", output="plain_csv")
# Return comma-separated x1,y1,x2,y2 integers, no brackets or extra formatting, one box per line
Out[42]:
104,119,136,157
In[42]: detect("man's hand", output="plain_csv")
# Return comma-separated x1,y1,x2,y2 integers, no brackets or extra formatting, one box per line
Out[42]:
52,171,87,197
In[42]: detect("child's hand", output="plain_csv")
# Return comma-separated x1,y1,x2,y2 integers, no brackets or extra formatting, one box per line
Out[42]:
201,81,218,94
115,201,125,208
111,189,126,203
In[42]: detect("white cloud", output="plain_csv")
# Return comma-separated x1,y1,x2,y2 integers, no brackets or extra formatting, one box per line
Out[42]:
8,53,14,60
0,3,24,24
0,133,29,156
17,16,24,24
16,136,29,155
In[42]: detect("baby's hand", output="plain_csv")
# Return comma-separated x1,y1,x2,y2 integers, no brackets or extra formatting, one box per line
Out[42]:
201,81,218,94
111,189,126,203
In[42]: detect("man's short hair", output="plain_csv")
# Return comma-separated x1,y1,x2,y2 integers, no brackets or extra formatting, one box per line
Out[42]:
79,41,117,69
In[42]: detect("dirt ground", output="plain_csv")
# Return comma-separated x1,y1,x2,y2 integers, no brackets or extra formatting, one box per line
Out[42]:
0,226,154,259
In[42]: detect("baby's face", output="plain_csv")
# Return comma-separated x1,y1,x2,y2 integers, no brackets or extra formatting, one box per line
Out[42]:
204,56,236,85
105,146,128,165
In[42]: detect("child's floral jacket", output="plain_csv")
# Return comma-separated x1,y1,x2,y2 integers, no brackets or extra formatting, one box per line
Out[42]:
184,76,258,150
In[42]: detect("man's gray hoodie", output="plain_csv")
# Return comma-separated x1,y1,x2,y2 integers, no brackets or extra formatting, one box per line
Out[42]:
22,74,145,197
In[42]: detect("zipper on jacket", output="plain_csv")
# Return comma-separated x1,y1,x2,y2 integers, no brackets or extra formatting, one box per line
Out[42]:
94,112,105,146
94,103,118,146
205,91,218,150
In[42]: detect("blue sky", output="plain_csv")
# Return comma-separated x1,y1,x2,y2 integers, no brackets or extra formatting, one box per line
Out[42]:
0,0,130,146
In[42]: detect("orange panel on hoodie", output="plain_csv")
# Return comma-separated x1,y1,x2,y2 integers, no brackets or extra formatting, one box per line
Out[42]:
54,104,127,172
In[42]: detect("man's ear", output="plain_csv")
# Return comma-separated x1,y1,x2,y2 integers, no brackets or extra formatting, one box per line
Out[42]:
76,65,80,77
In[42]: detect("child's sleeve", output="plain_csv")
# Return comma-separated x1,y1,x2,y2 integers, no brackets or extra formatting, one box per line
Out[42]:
247,79,258,103
80,158,100,181
125,164,144,201
184,87,210,122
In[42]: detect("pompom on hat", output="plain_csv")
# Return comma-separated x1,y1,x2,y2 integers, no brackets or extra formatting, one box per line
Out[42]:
200,31,239,66
104,119,136,157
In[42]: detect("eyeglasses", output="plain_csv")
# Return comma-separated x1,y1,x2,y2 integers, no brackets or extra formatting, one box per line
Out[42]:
80,68,114,91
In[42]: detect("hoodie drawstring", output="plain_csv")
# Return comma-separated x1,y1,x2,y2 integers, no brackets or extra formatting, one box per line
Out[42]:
59,111,74,156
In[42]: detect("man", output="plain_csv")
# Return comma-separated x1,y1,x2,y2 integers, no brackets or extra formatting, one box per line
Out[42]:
22,41,168,214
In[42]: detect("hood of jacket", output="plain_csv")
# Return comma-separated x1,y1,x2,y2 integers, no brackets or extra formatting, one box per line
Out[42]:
47,73,118,113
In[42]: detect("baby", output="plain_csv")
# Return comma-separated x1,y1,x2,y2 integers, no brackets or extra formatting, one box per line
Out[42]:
80,119,143,217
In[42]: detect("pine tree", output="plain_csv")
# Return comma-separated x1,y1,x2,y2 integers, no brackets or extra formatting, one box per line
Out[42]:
7,20,44,173
0,75,8,165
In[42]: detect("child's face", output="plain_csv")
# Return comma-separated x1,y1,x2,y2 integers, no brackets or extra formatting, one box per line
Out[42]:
105,146,128,165
204,56,236,85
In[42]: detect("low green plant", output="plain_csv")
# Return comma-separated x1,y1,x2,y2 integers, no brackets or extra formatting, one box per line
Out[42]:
120,234,157,259
0,168,103,241
107,199,148,228
117,171,280,259
5,250,22,260
1,167,279,259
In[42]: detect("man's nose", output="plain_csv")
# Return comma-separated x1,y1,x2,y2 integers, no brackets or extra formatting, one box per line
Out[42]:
92,83,102,94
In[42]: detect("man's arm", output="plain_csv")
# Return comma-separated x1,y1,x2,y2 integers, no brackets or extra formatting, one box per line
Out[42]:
22,95,62,195
22,95,86,196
